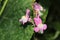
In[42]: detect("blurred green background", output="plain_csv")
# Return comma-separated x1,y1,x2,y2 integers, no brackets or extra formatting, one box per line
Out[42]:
0,0,60,40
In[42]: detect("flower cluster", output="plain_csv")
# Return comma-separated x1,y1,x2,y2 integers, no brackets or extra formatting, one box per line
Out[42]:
33,2,47,34
19,2,47,34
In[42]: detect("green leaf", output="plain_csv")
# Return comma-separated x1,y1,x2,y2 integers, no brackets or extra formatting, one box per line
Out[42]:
0,0,34,40
39,0,49,23
41,9,48,23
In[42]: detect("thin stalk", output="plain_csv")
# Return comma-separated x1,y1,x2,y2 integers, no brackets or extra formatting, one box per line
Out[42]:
52,30,60,40
0,0,8,16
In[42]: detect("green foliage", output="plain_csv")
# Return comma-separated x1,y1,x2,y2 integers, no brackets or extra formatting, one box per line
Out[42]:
0,0,49,40
0,0,34,40
32,0,60,40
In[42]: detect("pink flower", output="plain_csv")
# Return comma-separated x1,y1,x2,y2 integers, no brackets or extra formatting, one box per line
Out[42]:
33,2,43,11
33,2,44,16
19,9,31,24
34,15,42,26
34,15,47,33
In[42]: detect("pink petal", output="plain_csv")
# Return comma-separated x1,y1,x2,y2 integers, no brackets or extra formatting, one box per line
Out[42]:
34,16,42,26
33,2,40,11
26,9,30,18
19,17,28,25
19,19,25,24
34,27,40,32
39,5,43,11
43,24,47,30
33,2,43,11
19,19,22,23
28,18,31,21
34,18,39,25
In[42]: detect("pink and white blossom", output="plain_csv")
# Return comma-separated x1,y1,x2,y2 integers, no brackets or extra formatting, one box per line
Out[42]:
19,9,31,24
34,15,47,33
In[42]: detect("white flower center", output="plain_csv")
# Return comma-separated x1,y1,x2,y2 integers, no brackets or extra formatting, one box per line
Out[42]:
37,24,43,28
21,16,27,22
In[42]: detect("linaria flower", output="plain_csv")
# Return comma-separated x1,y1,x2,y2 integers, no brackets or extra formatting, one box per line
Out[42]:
34,15,47,34
33,2,44,16
19,9,31,24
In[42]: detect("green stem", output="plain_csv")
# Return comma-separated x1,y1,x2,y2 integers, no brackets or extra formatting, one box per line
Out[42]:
52,30,60,40
0,0,8,16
